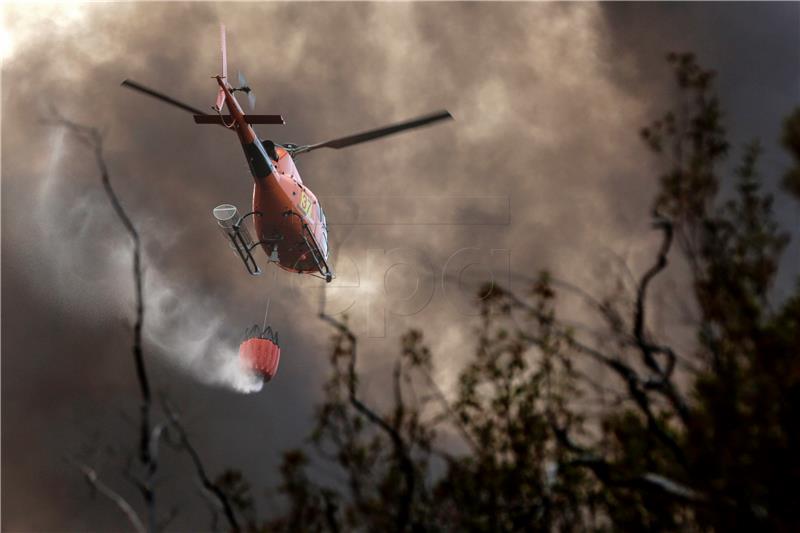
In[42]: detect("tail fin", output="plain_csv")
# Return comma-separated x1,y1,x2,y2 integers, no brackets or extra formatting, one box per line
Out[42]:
215,23,227,111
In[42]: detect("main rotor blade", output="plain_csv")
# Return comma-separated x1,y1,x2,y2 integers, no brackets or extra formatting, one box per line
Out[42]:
121,79,208,116
292,110,452,155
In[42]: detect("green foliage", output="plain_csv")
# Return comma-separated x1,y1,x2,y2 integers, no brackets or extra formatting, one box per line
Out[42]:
636,53,799,532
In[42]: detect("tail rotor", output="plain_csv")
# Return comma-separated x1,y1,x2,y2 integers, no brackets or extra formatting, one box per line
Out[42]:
236,70,257,111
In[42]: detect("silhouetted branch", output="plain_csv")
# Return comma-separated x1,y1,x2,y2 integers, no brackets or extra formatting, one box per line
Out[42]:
631,217,690,424
322,489,341,533
156,506,180,533
161,399,241,532
68,458,147,533
319,312,416,532
51,112,158,532
510,217,690,428
634,218,674,361
568,337,687,467
417,367,480,454
547,416,702,504
505,284,687,468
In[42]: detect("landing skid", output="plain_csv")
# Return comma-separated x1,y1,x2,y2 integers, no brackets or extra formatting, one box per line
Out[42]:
283,210,335,283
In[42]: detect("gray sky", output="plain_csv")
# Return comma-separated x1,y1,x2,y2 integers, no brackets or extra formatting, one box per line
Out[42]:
2,2,798,530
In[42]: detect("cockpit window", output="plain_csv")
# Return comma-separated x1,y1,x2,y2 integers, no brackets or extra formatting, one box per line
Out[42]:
319,205,329,259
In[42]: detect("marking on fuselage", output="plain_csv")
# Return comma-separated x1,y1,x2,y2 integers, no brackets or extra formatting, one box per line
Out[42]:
299,192,314,219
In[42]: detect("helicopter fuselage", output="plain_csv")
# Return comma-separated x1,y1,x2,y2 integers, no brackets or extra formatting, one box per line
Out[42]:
219,77,330,278
251,144,329,275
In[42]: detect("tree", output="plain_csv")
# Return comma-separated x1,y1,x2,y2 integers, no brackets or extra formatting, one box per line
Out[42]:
64,51,799,531
53,115,242,533
246,53,800,532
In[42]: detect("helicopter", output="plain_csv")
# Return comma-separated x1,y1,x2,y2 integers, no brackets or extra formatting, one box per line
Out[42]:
122,25,452,283
121,25,453,382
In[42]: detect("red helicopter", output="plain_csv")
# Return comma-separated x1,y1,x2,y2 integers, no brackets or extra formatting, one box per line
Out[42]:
122,25,452,382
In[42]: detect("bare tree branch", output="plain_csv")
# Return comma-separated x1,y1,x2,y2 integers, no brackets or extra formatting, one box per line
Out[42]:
319,312,416,532
68,458,147,533
504,286,687,467
52,112,157,531
546,417,703,504
508,218,691,429
161,398,241,532
416,367,480,454
157,506,180,533
631,217,690,424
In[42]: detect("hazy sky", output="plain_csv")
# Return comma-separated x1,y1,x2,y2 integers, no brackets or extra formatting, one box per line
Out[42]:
2,2,798,530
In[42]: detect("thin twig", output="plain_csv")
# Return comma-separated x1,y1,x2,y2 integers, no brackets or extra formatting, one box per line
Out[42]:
161,398,241,532
68,458,147,533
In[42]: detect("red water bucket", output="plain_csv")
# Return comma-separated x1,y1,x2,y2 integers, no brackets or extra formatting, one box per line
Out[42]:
239,337,281,381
